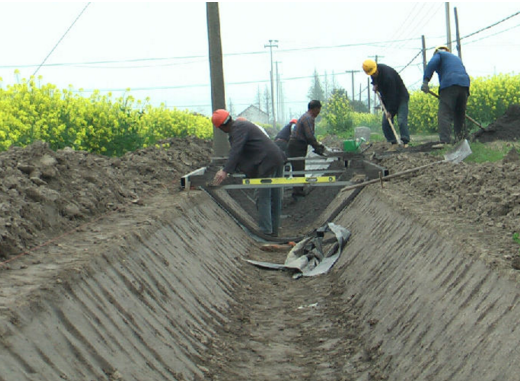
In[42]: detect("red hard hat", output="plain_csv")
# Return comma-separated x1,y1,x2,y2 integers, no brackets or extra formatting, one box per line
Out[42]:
290,118,298,124
212,109,231,128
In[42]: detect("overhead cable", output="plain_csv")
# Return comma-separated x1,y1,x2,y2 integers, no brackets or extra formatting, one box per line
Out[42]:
33,3,91,76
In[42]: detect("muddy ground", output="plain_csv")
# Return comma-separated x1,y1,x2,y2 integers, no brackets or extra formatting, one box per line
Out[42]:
0,104,519,380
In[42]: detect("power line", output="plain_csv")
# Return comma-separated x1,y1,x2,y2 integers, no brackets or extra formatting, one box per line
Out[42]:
460,10,520,40
1,37,420,70
33,3,91,76
464,22,520,45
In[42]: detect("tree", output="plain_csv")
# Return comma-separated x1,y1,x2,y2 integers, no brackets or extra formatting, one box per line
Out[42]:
228,98,235,116
321,88,354,136
255,86,262,111
307,69,324,101
350,99,369,113
263,86,271,121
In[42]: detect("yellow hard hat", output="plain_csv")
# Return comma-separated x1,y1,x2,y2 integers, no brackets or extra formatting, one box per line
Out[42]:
434,45,450,54
362,59,377,76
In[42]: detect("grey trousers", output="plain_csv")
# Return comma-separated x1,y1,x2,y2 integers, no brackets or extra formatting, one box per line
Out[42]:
257,165,283,236
438,85,469,143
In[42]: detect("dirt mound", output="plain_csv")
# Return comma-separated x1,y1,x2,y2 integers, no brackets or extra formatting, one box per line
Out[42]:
472,103,520,142
0,137,212,260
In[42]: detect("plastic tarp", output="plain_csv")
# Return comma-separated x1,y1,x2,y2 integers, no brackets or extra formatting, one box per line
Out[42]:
245,222,351,278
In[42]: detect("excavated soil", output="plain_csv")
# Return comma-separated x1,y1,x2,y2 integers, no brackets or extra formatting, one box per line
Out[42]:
0,105,520,380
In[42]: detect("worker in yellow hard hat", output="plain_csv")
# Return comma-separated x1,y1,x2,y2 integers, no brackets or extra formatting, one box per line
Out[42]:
211,109,285,237
362,59,410,147
421,45,470,144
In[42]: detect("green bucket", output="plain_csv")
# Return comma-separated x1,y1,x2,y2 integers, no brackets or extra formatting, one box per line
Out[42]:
343,139,360,152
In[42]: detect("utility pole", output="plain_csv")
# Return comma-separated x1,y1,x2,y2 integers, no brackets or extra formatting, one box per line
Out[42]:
422,35,427,72
369,55,383,113
264,39,278,130
206,2,229,157
454,7,462,60
345,70,360,102
275,61,283,125
367,78,371,113
445,2,452,51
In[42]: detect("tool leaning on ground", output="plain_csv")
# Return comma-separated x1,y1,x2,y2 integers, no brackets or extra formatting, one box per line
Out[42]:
339,139,472,193
375,90,403,146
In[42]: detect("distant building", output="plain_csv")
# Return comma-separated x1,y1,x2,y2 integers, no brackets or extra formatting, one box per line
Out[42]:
237,105,269,125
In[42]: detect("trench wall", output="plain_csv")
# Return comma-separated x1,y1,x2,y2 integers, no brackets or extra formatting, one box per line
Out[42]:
1,187,520,380
0,192,250,381
333,186,520,381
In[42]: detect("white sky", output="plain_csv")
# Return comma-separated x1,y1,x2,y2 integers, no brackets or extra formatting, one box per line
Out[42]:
0,2,519,120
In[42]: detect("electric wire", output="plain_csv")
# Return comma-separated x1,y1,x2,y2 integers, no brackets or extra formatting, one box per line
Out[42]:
32,3,91,76
11,7,520,111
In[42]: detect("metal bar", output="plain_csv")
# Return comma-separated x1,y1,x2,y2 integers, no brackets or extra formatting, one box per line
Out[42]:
181,167,207,189
208,181,356,190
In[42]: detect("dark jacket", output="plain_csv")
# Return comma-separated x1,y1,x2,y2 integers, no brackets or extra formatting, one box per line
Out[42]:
371,63,409,115
275,122,294,142
223,119,286,178
424,51,470,91
289,111,320,150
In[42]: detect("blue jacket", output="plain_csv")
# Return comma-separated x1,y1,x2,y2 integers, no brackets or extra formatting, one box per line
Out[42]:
424,51,470,91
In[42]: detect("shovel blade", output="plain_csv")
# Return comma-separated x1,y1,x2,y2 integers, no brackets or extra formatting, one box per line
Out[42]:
444,139,472,163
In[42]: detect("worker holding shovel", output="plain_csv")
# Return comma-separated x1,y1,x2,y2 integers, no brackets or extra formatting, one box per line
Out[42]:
362,59,410,148
421,45,471,145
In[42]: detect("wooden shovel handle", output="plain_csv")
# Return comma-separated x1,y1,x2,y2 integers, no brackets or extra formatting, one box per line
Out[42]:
375,91,402,145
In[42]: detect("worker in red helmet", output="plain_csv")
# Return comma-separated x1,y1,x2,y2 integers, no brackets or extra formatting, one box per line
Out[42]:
211,109,286,237
274,118,298,154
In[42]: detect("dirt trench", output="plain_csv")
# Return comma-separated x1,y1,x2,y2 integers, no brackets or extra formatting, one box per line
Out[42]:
1,106,520,380
1,172,520,380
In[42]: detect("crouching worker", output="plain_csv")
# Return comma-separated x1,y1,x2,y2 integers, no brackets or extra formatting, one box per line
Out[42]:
212,109,285,237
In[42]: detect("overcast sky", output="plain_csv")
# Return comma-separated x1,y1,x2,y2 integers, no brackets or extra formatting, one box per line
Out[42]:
0,2,519,120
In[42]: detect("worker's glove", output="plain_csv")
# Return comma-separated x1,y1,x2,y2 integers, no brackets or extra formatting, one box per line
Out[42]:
421,81,430,94
314,144,325,156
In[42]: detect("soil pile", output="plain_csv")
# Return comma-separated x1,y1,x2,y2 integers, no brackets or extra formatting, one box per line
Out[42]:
0,137,212,261
472,103,520,142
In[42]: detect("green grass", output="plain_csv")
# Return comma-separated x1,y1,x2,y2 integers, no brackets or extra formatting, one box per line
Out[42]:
464,141,518,163
430,140,519,162
369,133,385,142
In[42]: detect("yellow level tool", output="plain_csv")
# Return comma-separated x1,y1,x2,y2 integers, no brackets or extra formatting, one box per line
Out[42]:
243,176,336,185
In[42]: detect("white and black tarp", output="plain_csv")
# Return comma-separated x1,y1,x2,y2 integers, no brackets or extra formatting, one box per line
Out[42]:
246,222,351,278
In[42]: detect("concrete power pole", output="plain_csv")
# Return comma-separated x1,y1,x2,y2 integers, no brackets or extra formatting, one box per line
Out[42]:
276,61,283,125
422,35,427,72
445,2,452,52
454,7,462,60
369,55,383,114
206,3,229,158
345,70,360,102
265,40,278,130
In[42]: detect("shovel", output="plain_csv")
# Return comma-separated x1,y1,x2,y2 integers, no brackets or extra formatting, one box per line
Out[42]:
375,91,402,146
340,139,472,193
